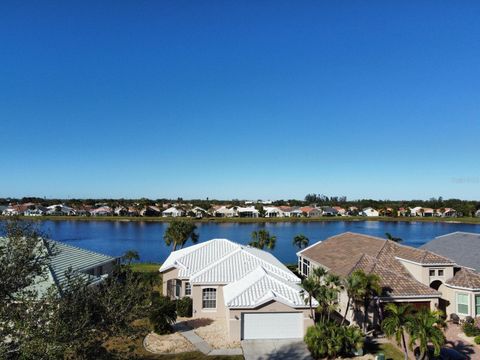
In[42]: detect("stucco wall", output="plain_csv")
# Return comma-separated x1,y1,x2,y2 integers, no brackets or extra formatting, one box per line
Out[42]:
161,268,179,296
226,300,313,342
442,284,480,318
192,284,226,319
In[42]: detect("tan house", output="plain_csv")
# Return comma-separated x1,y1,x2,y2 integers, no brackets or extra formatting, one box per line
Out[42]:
296,232,478,328
160,239,316,341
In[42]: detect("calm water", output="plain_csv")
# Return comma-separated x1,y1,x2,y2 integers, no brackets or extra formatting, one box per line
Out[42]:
34,220,480,264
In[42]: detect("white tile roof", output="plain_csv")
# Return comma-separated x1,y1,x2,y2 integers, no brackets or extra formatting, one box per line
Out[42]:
160,239,309,308
223,266,316,308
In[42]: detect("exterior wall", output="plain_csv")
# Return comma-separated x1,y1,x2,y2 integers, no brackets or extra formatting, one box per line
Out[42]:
192,284,227,319
161,268,179,296
442,284,480,319
226,300,313,342
397,259,454,287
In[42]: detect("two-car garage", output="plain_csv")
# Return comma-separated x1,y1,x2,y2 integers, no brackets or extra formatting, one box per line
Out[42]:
241,312,304,340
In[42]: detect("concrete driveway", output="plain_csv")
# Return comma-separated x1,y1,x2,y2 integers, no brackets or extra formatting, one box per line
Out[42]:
241,339,313,360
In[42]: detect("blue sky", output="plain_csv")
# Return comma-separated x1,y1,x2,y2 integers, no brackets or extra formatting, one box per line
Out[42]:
1,1,479,200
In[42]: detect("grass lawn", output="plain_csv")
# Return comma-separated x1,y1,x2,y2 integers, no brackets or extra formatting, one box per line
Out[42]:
130,263,162,273
365,340,404,360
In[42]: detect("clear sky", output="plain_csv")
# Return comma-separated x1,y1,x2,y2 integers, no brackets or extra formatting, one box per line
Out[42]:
1,1,479,200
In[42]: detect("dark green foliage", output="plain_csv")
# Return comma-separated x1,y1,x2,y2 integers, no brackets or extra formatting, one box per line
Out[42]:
176,296,193,317
150,292,177,334
462,322,480,337
164,219,199,251
304,322,365,359
474,335,480,345
249,229,276,250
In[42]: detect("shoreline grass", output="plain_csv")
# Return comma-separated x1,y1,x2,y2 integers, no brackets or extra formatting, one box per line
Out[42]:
3,215,480,225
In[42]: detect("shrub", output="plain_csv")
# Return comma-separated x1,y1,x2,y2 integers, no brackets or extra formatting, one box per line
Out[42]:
176,297,193,317
475,336,480,345
304,322,365,359
450,313,460,324
465,316,474,325
462,322,480,337
149,292,177,334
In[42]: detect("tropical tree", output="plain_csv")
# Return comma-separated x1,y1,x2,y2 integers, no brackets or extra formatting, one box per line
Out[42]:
163,219,199,251
122,249,140,265
302,275,319,321
385,232,403,242
356,270,382,332
293,234,309,250
341,270,366,325
382,303,413,360
408,308,446,360
248,229,276,250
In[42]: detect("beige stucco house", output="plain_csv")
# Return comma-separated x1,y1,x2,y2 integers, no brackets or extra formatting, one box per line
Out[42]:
297,232,480,328
160,239,316,341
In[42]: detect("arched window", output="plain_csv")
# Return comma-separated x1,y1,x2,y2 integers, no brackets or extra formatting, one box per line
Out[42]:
202,288,216,309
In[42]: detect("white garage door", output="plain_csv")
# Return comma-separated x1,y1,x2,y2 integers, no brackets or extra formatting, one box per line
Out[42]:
242,312,303,340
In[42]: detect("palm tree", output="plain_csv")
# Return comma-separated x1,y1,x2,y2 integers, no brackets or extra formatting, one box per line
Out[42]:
408,309,446,360
356,270,381,332
249,229,276,250
302,275,319,322
293,234,309,250
122,249,140,265
385,232,403,242
163,219,199,251
341,270,366,325
381,303,413,360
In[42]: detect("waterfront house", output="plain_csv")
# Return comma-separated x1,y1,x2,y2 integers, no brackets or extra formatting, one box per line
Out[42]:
236,206,259,218
332,206,346,216
90,206,113,216
298,232,480,327
264,206,284,218
278,206,303,217
46,204,76,216
161,239,316,341
162,206,184,217
24,205,47,216
213,206,236,218
140,205,162,216
190,206,208,218
359,207,379,217
476,209,480,217
300,206,322,218
438,208,457,217
320,206,338,216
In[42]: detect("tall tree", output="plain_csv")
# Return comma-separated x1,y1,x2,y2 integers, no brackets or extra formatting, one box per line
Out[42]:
248,229,276,250
356,270,382,332
301,275,319,322
122,249,140,265
293,234,309,250
341,270,366,325
163,219,199,251
408,309,446,360
382,303,413,360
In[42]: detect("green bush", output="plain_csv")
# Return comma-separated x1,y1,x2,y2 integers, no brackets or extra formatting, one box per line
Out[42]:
304,322,365,359
149,292,177,334
462,322,480,337
474,336,480,345
176,297,193,317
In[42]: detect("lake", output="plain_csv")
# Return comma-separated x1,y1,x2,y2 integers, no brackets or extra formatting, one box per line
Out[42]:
34,220,480,264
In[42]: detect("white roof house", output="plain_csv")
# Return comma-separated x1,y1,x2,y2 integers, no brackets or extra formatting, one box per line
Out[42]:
359,207,379,217
236,206,259,218
263,206,285,218
46,204,76,216
160,239,316,341
162,206,184,217
213,206,236,218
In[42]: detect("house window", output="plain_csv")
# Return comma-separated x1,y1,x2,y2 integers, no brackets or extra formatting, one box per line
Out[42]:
175,280,181,298
476,295,480,316
457,293,469,315
438,269,444,276
185,282,191,296
202,288,216,309
429,269,435,276
303,258,310,276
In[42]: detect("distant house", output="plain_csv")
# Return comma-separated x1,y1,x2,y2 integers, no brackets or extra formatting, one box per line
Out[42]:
162,207,184,217
3,204,27,216
236,206,259,218
90,206,113,216
213,206,236,218
46,204,76,216
410,206,423,217
320,206,338,217
141,205,162,217
300,207,322,218
264,206,284,218
422,208,435,217
332,206,346,216
114,206,128,216
24,205,47,216
439,208,457,218
190,207,208,218
278,206,302,217
476,209,480,218
359,207,379,217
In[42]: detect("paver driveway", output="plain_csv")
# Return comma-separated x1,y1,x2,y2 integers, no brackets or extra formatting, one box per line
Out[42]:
241,339,313,360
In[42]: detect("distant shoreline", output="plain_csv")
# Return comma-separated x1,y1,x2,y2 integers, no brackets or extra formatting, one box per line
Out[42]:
2,215,480,225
